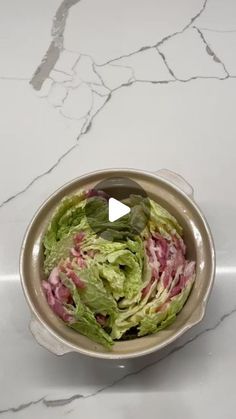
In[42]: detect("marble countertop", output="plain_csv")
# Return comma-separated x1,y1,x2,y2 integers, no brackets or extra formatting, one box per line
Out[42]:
1,0,236,417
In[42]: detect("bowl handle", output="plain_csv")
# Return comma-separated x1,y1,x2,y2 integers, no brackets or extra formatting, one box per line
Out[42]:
30,316,72,356
154,169,194,198
188,302,206,325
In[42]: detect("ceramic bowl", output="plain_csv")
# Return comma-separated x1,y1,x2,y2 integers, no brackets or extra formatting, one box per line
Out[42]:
20,168,215,359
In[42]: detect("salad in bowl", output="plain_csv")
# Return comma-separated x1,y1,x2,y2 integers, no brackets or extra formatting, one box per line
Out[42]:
42,190,195,350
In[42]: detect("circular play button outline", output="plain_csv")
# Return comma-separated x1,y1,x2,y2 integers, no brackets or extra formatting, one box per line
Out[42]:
84,176,151,239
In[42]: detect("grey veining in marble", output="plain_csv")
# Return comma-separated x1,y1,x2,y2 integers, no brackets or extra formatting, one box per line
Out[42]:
31,0,81,91
2,0,236,210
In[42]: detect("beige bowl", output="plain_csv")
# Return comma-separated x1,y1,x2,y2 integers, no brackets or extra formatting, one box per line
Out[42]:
20,169,215,359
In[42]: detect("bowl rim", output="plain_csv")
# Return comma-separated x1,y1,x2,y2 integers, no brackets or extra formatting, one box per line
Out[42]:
19,167,216,359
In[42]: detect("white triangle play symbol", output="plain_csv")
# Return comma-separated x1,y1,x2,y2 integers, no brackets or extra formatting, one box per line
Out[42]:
108,198,130,222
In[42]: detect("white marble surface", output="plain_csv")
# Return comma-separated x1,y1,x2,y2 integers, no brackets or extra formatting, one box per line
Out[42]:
0,0,236,417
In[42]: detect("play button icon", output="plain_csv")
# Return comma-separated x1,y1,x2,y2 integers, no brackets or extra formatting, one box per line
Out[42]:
108,198,130,222
84,175,150,240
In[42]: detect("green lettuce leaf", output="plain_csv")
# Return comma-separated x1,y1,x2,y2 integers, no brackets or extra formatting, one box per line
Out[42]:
75,266,118,316
138,277,194,336
81,236,128,256
98,263,126,300
69,289,113,349
111,275,194,340
44,233,74,275
59,275,113,348
81,235,145,302
118,246,151,309
44,193,86,250
43,193,89,274
107,249,143,300
111,276,158,339
149,199,183,237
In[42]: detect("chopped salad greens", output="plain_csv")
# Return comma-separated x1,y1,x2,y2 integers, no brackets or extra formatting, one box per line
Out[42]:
42,190,195,350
